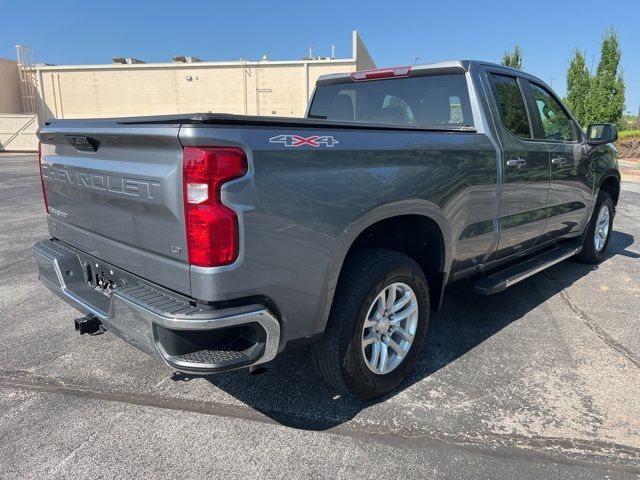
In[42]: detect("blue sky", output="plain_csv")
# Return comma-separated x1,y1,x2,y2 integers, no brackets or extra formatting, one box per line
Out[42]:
1,0,638,115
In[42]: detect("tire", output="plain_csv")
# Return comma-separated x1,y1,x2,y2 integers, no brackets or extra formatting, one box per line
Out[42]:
576,190,614,264
312,249,430,400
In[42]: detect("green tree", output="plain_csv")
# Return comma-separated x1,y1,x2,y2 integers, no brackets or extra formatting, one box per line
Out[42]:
565,50,591,126
502,46,523,69
585,28,626,128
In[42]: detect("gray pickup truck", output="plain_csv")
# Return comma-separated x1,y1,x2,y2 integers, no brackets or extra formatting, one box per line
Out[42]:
34,60,619,399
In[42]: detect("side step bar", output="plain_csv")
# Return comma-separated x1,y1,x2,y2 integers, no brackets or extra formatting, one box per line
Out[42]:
474,245,582,295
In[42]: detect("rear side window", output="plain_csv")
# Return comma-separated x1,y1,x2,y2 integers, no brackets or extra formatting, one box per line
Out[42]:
490,74,531,139
529,83,576,142
308,74,474,127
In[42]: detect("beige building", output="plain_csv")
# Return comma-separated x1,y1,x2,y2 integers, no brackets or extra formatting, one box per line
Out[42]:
0,57,39,151
0,31,374,151
36,31,374,121
0,58,21,113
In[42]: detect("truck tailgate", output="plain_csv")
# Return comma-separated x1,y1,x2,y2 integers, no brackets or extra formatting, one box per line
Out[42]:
38,122,190,295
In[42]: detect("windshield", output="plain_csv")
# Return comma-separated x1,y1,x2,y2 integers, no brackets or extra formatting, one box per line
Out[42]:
308,74,474,128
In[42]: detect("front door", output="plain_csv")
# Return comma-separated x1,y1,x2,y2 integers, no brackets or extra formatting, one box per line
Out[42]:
487,72,551,259
524,81,592,242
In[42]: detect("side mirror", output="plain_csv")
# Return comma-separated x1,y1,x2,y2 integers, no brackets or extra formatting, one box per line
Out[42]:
586,123,618,144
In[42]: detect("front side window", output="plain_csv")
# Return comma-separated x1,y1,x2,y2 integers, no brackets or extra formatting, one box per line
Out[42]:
529,83,576,142
308,74,474,127
490,74,531,139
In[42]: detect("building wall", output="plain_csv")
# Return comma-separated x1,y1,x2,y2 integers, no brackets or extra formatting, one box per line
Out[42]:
353,31,376,71
0,58,21,114
36,59,359,121
34,32,375,122
0,114,38,151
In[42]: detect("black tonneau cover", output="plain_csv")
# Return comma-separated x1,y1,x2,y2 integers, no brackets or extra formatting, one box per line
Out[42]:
45,113,476,133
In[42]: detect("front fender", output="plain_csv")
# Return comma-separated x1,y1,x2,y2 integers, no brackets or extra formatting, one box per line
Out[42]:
588,143,619,193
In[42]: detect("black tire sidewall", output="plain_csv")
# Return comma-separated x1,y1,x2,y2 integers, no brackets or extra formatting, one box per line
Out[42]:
581,192,614,263
342,256,429,398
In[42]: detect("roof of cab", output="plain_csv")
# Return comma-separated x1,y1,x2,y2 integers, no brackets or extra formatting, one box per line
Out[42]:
315,60,529,86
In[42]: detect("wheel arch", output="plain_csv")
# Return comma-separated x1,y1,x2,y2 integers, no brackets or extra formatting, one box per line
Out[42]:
315,202,452,334
598,172,621,206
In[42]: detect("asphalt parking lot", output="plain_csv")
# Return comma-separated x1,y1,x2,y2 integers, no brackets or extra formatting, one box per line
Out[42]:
1,153,639,479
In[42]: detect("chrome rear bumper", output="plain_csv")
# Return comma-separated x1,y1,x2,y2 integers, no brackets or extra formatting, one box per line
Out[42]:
33,239,280,374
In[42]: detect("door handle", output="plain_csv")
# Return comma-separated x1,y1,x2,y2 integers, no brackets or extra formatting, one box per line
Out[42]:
506,158,527,167
551,156,567,165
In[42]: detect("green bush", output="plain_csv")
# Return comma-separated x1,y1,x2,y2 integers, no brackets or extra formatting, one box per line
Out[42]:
618,130,640,140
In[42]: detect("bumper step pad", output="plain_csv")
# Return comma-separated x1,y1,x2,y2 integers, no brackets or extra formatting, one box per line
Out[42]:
174,349,249,366
32,239,280,374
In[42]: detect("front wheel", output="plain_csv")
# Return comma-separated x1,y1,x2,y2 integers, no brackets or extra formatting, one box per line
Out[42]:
576,191,614,264
311,249,430,400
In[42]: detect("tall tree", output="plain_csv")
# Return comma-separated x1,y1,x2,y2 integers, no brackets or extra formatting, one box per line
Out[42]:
565,50,591,126
502,46,523,70
585,28,626,127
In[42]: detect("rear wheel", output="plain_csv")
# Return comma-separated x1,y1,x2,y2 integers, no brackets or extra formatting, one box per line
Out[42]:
312,249,430,400
576,191,614,264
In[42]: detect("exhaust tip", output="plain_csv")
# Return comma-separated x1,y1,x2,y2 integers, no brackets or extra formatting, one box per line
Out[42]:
74,316,104,335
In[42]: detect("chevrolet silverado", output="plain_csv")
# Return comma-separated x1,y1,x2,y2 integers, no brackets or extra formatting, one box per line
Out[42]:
33,61,620,399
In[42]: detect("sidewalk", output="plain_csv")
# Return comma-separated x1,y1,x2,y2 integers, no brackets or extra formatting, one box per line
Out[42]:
619,157,640,183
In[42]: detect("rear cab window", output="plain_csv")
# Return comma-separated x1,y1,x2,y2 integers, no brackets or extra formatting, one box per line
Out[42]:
308,74,474,128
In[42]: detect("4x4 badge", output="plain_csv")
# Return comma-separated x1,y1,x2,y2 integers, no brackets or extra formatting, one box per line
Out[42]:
269,135,339,147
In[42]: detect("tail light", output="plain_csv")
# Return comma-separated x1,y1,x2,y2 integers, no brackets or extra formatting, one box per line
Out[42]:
350,66,412,81
38,141,49,213
183,147,247,267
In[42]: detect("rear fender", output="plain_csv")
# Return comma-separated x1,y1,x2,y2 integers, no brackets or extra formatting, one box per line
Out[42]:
314,200,452,334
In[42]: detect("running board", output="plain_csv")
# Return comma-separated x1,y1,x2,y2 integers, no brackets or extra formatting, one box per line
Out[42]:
474,245,582,295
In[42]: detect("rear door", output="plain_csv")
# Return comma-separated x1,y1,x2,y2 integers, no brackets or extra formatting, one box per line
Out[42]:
486,72,551,259
523,81,592,242
39,121,190,294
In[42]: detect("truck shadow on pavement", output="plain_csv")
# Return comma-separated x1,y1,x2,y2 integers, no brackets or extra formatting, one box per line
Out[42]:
172,230,637,431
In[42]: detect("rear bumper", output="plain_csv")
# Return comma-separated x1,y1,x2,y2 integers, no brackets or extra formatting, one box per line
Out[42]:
32,239,280,374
